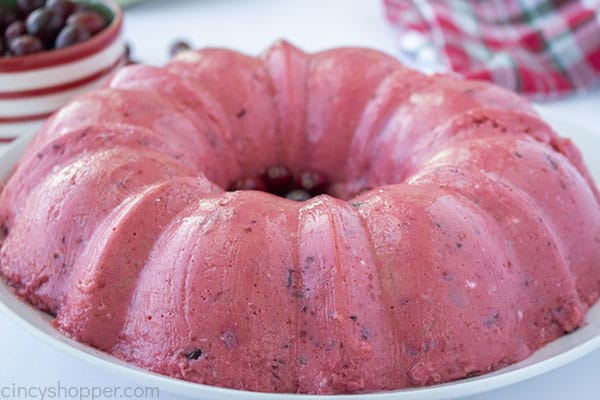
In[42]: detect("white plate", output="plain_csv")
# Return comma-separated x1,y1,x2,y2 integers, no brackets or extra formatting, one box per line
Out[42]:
1,108,600,400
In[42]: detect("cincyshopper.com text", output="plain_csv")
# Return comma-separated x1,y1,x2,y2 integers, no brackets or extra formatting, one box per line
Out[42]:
0,382,159,400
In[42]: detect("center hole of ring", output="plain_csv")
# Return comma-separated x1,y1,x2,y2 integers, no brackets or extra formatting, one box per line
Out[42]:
227,165,330,202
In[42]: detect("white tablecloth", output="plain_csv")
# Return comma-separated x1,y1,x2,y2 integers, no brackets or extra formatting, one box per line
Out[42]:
1,1,600,399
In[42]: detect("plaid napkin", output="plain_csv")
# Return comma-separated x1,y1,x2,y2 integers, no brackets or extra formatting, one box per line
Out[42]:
384,0,600,100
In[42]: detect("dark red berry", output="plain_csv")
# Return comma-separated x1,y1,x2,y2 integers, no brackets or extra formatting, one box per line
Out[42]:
26,7,64,46
67,11,106,35
123,43,137,64
229,177,267,192
263,165,293,194
0,6,18,32
5,20,26,45
9,34,44,55
286,189,311,202
54,23,90,49
16,0,45,18
170,39,191,57
46,0,77,19
295,170,329,195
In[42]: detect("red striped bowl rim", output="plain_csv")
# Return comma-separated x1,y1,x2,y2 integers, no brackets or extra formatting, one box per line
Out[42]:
0,55,123,99
0,55,124,123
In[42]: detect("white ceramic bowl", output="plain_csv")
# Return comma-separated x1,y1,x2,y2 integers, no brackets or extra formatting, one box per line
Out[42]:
0,0,124,141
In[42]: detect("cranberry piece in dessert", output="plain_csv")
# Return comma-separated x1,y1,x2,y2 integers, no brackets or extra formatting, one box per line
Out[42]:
229,177,267,192
295,170,329,195
5,20,26,45
16,0,45,18
67,10,106,35
170,39,191,57
0,6,18,32
55,23,90,49
26,7,64,46
9,34,44,55
46,0,77,19
184,348,204,360
263,165,293,194
286,189,311,202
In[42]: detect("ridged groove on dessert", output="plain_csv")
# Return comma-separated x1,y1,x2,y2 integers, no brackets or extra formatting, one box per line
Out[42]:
548,136,600,204
409,166,585,344
167,49,281,178
295,196,391,393
0,124,197,220
355,80,540,192
351,184,530,386
398,108,558,180
341,68,431,197
418,136,600,305
301,48,402,185
55,177,221,351
261,40,310,172
112,191,301,393
410,143,587,318
0,147,195,314
106,65,243,186
29,88,235,187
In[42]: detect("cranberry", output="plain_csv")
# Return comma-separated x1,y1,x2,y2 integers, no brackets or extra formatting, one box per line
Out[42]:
124,44,139,65
295,170,329,195
16,0,45,18
184,348,204,360
0,6,18,32
5,20,26,45
9,34,44,55
286,189,311,202
67,11,106,35
55,23,90,48
170,39,191,57
26,7,64,46
229,177,267,192
263,165,293,194
46,0,77,19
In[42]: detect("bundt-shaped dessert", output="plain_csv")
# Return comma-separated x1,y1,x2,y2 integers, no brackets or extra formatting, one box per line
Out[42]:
1,41,600,394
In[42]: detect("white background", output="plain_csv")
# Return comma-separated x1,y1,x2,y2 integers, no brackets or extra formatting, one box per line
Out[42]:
1,1,600,399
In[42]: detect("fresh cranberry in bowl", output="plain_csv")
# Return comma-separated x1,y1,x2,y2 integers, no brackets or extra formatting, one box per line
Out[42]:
46,0,77,19
54,23,90,48
8,34,44,55
4,20,26,43
0,0,124,142
25,6,64,46
67,9,106,35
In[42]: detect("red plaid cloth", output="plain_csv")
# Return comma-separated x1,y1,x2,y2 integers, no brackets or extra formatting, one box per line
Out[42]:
384,0,600,100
